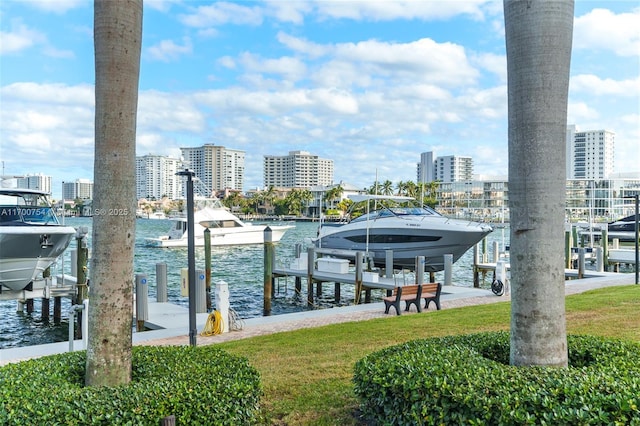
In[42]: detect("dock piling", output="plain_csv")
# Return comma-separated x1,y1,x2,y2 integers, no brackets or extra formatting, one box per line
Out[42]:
204,227,212,311
135,274,149,332
263,227,273,315
156,262,167,302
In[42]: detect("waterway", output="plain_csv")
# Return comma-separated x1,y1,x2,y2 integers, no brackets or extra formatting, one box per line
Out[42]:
1,218,511,349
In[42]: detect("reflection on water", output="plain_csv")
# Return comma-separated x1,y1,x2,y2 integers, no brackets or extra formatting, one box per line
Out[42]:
2,218,510,348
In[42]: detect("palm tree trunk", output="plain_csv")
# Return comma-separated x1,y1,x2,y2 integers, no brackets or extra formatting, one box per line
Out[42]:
86,0,142,386
504,0,574,367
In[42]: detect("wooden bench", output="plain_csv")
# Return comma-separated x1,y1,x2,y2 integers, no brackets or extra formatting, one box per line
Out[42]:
383,284,422,315
420,282,442,311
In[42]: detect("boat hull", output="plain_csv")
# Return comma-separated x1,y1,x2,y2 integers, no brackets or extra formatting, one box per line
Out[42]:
316,219,492,271
145,224,294,248
0,226,76,291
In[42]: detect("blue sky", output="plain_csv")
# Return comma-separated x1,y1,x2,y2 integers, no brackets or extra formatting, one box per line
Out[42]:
1,0,639,199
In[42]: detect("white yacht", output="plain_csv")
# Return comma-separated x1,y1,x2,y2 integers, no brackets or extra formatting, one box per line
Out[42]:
145,198,294,247
0,188,76,291
314,195,493,271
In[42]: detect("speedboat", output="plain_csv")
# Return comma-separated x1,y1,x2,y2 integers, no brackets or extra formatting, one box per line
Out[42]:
0,188,76,291
314,195,493,271
145,197,294,247
607,214,638,242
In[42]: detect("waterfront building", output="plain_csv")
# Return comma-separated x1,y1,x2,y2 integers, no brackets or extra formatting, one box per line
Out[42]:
307,181,365,217
263,150,333,189
180,144,245,194
566,125,615,180
434,155,473,183
62,179,93,201
136,154,183,200
417,151,435,184
16,173,52,194
434,176,640,222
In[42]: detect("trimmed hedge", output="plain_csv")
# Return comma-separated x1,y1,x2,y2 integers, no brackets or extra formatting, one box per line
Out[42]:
0,345,262,425
353,332,640,425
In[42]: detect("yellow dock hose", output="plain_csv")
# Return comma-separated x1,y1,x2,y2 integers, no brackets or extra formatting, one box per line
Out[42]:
200,310,224,336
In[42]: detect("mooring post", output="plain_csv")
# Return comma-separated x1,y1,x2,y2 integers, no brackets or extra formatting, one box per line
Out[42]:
263,226,273,316
294,243,303,293
565,230,572,269
473,244,480,288
41,267,51,322
444,254,453,286
74,227,89,339
156,262,167,302
204,227,212,311
601,228,608,271
135,274,148,332
54,296,62,324
355,252,364,304
306,247,314,306
578,248,585,279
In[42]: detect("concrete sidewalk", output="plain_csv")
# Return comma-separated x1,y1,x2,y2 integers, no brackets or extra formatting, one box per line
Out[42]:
1,271,636,366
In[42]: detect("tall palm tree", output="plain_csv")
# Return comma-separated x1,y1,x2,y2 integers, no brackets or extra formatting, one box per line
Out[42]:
323,184,343,212
86,0,142,387
380,180,394,196
504,0,573,367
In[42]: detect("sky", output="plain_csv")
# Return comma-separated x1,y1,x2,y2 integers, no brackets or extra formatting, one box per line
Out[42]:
1,0,639,199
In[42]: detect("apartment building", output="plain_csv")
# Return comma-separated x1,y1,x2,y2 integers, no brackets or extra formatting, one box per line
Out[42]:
263,150,333,188
434,155,473,183
180,144,245,194
16,173,52,194
566,125,615,180
136,154,183,200
62,179,93,200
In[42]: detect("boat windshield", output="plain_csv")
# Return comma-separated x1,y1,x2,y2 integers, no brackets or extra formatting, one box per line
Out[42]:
350,205,441,223
0,191,61,225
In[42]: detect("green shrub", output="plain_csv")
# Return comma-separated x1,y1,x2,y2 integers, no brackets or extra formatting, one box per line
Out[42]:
353,332,640,425
0,345,262,425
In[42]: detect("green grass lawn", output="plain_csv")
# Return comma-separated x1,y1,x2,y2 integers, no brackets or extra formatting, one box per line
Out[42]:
217,285,640,425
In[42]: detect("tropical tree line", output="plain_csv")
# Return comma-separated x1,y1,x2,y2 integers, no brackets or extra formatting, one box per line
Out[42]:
218,179,441,217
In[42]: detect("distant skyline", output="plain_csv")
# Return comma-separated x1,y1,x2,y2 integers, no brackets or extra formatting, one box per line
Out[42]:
1,1,639,199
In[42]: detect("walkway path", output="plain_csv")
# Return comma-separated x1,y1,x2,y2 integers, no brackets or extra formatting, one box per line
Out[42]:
1,272,635,365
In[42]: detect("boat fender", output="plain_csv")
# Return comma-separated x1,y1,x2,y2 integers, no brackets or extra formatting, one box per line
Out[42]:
491,279,504,296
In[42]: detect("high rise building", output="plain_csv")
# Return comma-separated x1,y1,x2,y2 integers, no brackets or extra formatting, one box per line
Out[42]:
417,151,435,183
434,155,473,183
62,179,93,200
566,125,615,179
136,154,183,199
263,150,334,188
16,173,52,193
180,144,245,193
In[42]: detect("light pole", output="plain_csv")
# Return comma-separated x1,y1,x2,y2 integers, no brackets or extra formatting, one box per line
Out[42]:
177,169,197,346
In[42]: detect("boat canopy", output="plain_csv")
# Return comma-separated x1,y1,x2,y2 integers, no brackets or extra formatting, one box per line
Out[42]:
348,194,415,203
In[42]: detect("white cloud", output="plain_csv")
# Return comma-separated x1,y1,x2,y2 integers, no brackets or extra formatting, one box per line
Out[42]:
277,32,329,59
237,53,308,82
179,2,263,27
333,38,478,87
571,74,640,97
0,23,46,55
146,37,193,62
19,0,85,14
574,8,640,57
568,102,600,123
314,0,488,22
138,91,207,133
472,52,507,82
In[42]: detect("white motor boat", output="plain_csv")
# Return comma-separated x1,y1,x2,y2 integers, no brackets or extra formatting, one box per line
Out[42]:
145,197,294,247
314,195,493,271
0,188,76,291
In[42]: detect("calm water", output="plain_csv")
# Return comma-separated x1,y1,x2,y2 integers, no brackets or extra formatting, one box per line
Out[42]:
1,218,508,349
